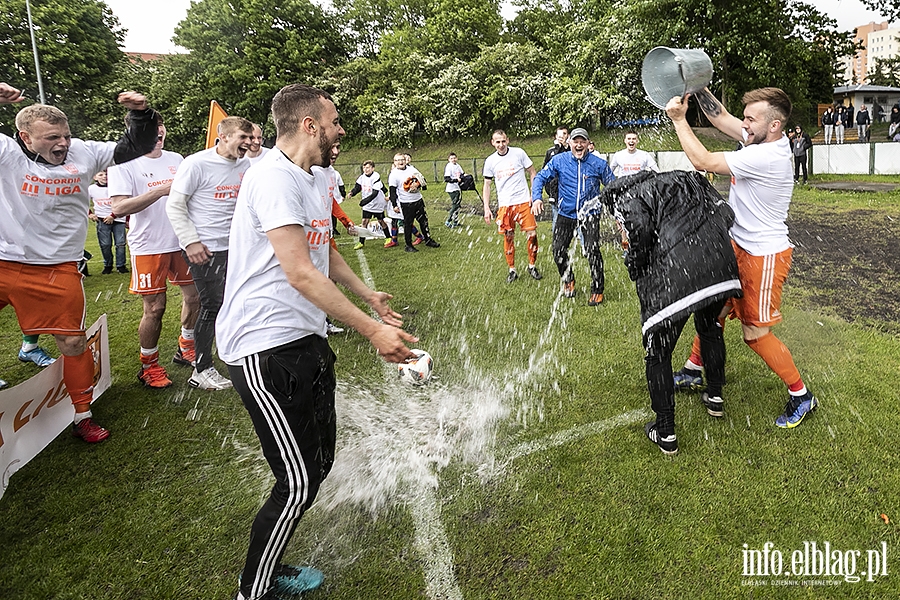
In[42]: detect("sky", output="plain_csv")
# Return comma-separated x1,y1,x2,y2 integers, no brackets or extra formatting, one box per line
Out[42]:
104,0,891,54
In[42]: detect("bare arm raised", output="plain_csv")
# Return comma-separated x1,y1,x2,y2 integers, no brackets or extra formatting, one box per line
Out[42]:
692,88,743,141
666,95,731,176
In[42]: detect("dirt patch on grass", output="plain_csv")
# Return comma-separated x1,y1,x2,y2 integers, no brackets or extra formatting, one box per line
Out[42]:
789,205,900,333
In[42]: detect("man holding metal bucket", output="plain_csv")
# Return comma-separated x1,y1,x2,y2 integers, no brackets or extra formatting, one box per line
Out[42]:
665,86,818,431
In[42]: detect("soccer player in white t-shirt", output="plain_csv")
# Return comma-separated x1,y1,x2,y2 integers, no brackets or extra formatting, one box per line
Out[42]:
387,154,440,252
0,82,159,442
666,87,818,433
215,84,416,600
609,130,659,178
246,123,270,165
165,116,252,391
443,152,464,227
347,159,389,249
109,114,200,390
89,169,129,274
482,129,542,283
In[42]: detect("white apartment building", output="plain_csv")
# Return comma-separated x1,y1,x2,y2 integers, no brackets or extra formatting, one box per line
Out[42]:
840,21,898,85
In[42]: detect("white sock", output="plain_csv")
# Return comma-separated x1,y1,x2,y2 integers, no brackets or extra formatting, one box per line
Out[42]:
684,359,703,371
181,327,194,341
74,411,92,424
141,346,159,356
22,342,38,352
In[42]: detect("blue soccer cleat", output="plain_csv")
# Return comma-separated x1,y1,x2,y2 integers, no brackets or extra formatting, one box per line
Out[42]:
18,347,56,367
775,391,818,429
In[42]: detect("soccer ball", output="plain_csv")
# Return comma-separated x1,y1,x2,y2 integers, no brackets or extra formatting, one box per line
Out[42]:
398,350,433,385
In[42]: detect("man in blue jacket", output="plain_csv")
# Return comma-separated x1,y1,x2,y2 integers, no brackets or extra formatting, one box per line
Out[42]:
532,128,614,305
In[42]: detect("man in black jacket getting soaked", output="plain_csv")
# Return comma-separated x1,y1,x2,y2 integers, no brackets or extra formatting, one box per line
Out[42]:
592,170,742,455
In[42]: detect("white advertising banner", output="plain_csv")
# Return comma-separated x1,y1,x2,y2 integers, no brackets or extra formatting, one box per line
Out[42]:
0,315,111,500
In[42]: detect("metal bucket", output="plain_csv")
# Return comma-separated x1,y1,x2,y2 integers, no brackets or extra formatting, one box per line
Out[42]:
641,47,712,109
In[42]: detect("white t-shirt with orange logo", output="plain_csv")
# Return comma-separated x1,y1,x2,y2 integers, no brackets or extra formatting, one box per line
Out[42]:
609,149,659,178
216,150,332,364
108,151,183,256
89,184,125,222
169,148,248,252
483,147,533,207
0,134,116,264
724,135,793,256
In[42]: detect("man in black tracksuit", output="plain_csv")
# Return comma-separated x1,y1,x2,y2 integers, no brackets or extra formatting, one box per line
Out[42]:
595,170,742,454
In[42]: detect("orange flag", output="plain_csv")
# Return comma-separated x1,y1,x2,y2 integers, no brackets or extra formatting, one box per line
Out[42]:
205,100,228,149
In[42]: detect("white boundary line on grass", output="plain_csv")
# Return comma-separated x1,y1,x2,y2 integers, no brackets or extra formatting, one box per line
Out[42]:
354,249,646,600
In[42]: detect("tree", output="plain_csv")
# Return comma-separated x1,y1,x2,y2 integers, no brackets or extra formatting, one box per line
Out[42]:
0,0,124,136
155,0,350,153
868,57,900,88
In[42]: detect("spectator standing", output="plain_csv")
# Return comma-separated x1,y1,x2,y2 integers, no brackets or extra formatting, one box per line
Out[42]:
821,107,835,145
792,125,812,184
856,105,870,142
835,106,846,144
89,169,129,274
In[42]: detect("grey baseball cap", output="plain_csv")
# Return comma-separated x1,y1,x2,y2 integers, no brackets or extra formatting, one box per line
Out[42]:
569,127,589,140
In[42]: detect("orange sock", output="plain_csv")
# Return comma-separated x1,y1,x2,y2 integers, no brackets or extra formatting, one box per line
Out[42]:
689,335,703,366
504,233,515,268
745,332,801,388
63,349,95,409
140,350,160,367
527,235,538,265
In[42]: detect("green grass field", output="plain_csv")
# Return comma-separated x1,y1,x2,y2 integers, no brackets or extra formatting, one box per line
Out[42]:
1,179,899,599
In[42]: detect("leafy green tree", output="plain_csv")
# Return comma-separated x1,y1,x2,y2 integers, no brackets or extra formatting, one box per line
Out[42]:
155,0,349,153
868,57,900,88
471,42,551,134
0,0,124,136
420,0,502,59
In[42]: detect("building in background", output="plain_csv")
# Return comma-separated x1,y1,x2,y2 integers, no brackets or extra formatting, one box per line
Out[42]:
840,21,895,84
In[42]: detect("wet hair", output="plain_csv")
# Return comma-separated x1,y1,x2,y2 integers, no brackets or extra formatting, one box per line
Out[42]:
218,116,253,136
16,104,68,132
742,87,791,123
270,84,332,138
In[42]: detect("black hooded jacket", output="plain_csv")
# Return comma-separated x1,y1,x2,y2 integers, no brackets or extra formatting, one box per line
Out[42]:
596,170,742,339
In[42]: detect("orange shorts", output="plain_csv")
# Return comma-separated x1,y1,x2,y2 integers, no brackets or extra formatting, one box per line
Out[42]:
0,260,85,335
496,202,537,234
129,251,193,295
730,241,793,328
